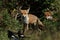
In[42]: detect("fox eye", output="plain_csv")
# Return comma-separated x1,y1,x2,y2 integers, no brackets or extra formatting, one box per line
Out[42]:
21,13,23,15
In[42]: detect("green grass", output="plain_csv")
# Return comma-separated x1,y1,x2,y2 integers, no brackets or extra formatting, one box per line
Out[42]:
0,31,9,40
0,29,60,40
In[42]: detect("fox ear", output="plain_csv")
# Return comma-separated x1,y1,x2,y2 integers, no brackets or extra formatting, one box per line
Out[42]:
19,6,22,10
26,7,30,14
20,10,22,12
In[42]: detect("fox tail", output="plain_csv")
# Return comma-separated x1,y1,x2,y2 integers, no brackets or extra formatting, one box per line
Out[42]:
37,19,45,31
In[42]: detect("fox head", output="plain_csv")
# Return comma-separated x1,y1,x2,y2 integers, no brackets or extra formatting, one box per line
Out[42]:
18,6,30,24
19,6,30,17
44,11,53,20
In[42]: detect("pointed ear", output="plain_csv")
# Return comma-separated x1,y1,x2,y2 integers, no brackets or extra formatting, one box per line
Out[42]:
18,6,22,11
17,6,22,13
26,7,30,14
20,10,23,13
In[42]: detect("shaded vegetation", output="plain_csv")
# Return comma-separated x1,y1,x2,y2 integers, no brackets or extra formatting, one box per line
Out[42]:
0,0,60,40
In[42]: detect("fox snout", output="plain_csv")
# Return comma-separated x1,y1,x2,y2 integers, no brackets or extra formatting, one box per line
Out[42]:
22,16,26,20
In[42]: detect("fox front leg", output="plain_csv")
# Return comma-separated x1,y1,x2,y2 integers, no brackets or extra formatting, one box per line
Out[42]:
23,24,29,34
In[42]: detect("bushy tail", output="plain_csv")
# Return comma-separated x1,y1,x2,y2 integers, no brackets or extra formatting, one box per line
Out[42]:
37,19,45,31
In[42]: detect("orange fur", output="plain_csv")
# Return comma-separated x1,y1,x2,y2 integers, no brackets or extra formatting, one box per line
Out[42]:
19,8,45,34
44,11,53,20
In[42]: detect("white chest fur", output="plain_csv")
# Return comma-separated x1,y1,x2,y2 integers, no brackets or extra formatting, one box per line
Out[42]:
22,15,29,24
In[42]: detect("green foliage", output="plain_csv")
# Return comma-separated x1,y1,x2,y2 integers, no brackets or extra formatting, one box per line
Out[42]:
0,9,22,31
0,1,2,6
0,9,22,40
0,31,9,40
0,0,60,40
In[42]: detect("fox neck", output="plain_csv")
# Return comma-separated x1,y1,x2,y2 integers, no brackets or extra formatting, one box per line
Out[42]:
22,14,29,24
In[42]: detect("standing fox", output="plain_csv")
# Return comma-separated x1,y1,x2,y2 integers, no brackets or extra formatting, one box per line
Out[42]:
18,6,45,33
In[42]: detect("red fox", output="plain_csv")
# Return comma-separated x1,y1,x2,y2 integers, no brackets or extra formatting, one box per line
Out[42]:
44,10,58,21
18,7,45,33
44,9,53,20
